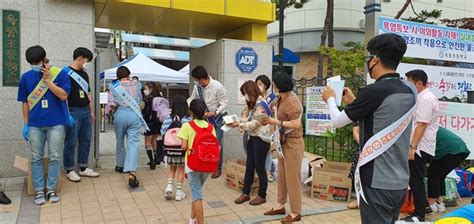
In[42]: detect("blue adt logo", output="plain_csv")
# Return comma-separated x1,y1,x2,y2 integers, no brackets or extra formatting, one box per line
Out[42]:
235,47,258,73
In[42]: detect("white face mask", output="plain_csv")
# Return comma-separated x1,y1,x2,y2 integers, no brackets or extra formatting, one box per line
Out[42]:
144,90,150,96
83,62,91,71
31,64,43,72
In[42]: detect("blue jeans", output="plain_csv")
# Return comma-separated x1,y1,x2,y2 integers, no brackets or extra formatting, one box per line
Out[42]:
64,107,92,171
29,125,64,192
114,107,142,172
215,118,224,172
187,171,208,201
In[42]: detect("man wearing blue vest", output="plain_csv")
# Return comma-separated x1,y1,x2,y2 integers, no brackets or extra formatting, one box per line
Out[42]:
63,48,100,182
17,45,71,205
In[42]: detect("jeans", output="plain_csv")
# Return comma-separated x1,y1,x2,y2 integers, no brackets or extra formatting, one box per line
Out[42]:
215,117,224,172
114,107,142,172
243,136,270,198
64,107,92,171
187,171,208,201
29,125,65,192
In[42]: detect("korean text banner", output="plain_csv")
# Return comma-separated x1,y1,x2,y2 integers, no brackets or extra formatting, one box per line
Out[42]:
437,102,474,160
379,16,474,63
398,63,473,99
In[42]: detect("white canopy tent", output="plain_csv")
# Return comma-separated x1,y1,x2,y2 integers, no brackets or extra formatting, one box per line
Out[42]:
179,64,189,74
102,52,189,84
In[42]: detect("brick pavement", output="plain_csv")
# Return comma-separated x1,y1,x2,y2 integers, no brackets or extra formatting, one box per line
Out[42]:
1,123,471,223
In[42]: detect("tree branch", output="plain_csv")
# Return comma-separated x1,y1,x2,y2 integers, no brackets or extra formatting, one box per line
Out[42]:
394,0,411,19
409,1,421,18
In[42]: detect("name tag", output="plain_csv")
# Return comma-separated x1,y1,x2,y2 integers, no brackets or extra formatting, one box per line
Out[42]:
41,99,48,109
79,90,85,98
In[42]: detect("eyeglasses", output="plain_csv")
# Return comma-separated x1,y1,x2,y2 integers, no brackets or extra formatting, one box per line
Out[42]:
364,55,376,63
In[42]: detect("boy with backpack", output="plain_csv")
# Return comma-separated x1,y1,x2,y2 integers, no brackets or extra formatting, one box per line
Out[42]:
160,96,191,201
177,99,220,224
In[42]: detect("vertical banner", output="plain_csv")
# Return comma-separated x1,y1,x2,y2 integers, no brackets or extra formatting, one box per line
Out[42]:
305,86,336,137
437,102,474,160
2,10,20,86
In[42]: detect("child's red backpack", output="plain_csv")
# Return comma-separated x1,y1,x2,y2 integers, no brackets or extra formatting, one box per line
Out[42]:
187,121,220,173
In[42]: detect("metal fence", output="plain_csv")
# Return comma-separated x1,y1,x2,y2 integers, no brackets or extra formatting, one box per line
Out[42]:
294,76,365,162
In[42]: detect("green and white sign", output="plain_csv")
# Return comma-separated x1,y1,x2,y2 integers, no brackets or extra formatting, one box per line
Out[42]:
2,10,20,86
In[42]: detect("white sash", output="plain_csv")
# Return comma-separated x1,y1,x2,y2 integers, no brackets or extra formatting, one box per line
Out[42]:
111,81,149,131
63,66,89,93
355,81,417,205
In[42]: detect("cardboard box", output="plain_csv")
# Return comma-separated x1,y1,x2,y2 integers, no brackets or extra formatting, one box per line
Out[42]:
225,159,259,196
311,161,352,202
14,156,61,196
303,154,326,185
322,161,352,171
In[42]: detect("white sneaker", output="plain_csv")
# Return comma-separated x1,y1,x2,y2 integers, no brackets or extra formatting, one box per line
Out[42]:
165,183,173,200
79,168,100,177
66,171,81,182
268,175,274,182
429,203,438,213
437,202,446,212
34,192,46,205
175,189,186,201
189,218,197,224
47,191,60,203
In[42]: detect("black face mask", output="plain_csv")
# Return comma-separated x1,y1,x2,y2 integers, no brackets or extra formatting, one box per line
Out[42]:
366,57,376,79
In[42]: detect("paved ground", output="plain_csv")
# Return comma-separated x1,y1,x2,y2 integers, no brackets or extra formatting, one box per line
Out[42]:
1,123,471,223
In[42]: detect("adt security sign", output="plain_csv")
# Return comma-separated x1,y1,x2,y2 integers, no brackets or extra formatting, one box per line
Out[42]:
235,47,258,73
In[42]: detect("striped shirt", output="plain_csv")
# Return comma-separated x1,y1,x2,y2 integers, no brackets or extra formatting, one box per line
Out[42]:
160,114,192,135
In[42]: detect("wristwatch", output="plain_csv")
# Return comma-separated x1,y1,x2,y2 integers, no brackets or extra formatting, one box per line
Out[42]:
280,120,284,127
410,144,417,149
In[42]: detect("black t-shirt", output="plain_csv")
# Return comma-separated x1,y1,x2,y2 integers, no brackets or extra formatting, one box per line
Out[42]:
67,66,91,107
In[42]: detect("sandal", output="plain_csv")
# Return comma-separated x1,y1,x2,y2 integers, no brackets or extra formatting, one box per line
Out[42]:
115,166,124,173
128,173,139,188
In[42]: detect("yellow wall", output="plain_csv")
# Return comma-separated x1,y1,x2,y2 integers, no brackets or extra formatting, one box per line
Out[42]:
95,0,275,42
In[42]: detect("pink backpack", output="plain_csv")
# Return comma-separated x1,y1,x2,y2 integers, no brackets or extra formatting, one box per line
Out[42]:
163,116,185,157
152,97,170,122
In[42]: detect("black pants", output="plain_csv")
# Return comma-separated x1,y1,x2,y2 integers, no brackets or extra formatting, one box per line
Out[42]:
243,136,270,198
359,186,406,224
427,152,469,198
408,151,432,218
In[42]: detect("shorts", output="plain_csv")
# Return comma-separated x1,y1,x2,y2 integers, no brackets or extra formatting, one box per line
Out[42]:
187,171,209,201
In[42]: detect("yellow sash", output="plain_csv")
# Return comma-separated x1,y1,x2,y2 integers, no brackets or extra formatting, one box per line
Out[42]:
27,67,61,110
